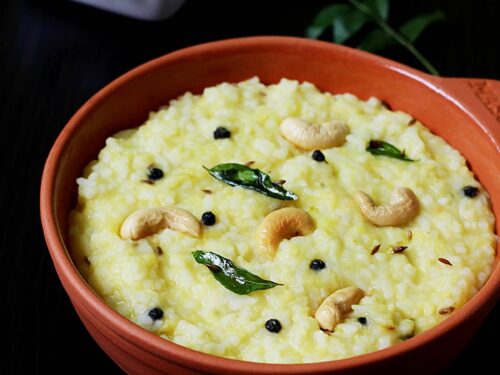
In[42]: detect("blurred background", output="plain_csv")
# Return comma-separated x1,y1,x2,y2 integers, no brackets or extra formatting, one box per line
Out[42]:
2,0,498,374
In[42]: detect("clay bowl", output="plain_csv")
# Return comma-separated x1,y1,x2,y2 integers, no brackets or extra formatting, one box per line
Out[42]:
40,36,500,375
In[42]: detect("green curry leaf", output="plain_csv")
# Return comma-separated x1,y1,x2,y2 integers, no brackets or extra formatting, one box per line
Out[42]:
307,0,445,75
204,163,298,200
363,0,389,20
366,140,416,161
306,4,351,39
192,251,282,295
399,10,446,42
358,28,395,51
333,7,368,44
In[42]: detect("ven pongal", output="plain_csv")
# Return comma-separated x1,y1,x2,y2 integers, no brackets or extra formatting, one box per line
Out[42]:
69,77,495,363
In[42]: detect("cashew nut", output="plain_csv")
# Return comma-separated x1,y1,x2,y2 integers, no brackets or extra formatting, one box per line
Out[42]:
120,207,201,240
257,207,315,257
280,118,349,150
315,286,365,332
354,187,419,226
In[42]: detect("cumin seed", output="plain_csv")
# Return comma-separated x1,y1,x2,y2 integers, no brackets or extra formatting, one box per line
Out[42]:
408,118,417,125
380,100,392,110
371,244,381,255
141,179,155,185
155,246,163,256
439,306,455,315
438,257,452,266
202,188,212,194
392,246,408,254
244,161,255,167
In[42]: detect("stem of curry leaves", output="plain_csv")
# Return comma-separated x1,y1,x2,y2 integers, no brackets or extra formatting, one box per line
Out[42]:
348,0,440,75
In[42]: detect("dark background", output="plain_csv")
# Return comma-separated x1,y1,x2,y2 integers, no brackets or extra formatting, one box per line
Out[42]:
2,0,498,374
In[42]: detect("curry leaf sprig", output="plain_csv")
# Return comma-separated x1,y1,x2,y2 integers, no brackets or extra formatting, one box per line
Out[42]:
306,0,445,75
192,251,282,295
366,140,416,161
204,163,297,200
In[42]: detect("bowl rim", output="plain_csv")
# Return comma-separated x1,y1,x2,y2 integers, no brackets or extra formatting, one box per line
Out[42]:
40,36,500,373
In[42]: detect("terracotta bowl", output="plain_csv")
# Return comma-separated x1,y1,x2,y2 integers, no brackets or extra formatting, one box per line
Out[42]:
40,36,500,375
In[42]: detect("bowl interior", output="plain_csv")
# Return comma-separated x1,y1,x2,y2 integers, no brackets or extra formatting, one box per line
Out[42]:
46,36,499,371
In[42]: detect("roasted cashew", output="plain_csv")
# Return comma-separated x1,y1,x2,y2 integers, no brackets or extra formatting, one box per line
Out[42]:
257,207,315,257
315,286,365,332
280,118,349,150
120,207,201,240
354,187,419,226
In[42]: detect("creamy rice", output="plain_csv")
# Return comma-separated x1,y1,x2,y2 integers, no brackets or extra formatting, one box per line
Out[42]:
69,78,495,363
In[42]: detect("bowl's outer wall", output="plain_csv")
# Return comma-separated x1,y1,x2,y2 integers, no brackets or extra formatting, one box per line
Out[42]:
44,38,500,374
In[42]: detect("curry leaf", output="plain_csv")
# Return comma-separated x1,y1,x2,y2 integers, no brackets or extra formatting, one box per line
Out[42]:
308,0,445,75
366,140,416,161
204,163,298,200
192,251,282,295
333,7,368,44
399,10,446,42
362,0,389,20
306,26,326,40
306,4,351,39
358,28,395,51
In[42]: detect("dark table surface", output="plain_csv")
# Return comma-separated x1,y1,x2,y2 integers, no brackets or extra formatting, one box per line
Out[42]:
2,0,498,374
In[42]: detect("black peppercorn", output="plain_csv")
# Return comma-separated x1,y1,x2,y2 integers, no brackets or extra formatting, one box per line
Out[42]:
310,259,326,271
463,186,479,198
357,317,367,325
147,167,164,181
265,319,282,333
148,307,164,321
213,126,231,139
312,150,325,162
201,211,216,225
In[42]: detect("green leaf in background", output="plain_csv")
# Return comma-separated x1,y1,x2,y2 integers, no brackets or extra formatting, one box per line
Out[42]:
366,140,416,161
204,163,298,200
333,7,368,44
399,10,446,42
192,251,282,295
358,28,395,52
362,0,389,20
306,4,351,39
307,0,445,75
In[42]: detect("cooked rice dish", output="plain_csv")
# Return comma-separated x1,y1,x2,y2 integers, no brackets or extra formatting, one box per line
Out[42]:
69,78,495,363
